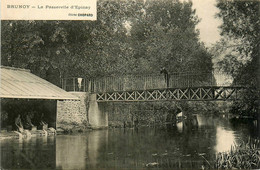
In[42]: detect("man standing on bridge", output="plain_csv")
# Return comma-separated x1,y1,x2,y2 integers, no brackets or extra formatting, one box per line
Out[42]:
160,67,169,88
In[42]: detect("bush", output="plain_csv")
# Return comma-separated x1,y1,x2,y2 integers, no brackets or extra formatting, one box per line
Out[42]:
215,138,260,169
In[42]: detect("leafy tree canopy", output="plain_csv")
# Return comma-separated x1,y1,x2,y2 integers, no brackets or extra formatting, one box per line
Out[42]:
213,0,260,117
1,0,213,85
213,0,259,86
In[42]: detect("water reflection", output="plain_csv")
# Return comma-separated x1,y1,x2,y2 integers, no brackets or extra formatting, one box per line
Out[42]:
1,136,56,169
1,116,258,169
215,127,236,152
56,135,87,169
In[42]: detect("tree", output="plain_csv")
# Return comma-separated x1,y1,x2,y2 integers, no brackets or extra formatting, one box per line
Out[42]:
1,0,214,85
128,0,213,75
1,20,90,85
216,0,259,85
214,0,260,118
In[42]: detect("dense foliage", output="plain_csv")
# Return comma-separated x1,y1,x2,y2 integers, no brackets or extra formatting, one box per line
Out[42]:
215,138,260,169
213,0,259,118
1,0,213,86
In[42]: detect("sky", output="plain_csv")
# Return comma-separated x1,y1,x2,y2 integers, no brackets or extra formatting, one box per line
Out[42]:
191,0,222,47
189,0,228,85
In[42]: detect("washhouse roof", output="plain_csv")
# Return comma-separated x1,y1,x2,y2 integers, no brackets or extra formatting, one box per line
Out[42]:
0,66,79,100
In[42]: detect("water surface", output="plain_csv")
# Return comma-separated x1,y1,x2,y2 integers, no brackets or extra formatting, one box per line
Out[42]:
1,115,258,169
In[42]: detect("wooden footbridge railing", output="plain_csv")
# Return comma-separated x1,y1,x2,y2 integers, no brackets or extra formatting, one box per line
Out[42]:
61,72,251,102
96,86,247,102
62,72,215,93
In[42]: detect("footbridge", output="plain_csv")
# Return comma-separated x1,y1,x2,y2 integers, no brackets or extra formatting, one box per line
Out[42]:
62,72,250,102
60,72,254,128
96,86,246,102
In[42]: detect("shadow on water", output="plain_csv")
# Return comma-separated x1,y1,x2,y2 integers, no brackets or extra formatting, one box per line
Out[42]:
1,115,259,169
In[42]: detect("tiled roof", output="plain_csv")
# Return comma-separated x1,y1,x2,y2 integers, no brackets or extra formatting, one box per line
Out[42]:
0,66,79,100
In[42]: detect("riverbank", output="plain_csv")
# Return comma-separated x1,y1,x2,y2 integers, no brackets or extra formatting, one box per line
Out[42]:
0,125,103,140
0,128,56,140
2,114,257,141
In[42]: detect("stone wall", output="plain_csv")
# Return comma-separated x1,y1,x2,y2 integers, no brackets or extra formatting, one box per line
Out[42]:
88,94,108,129
56,92,110,130
56,92,88,129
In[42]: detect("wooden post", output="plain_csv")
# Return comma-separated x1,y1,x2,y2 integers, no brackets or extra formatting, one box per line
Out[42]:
211,71,214,86
188,73,190,87
63,78,66,91
83,78,86,92
73,78,76,91
61,78,64,90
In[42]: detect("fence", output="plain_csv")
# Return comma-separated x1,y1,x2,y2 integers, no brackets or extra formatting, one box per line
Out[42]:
62,72,215,93
61,77,87,92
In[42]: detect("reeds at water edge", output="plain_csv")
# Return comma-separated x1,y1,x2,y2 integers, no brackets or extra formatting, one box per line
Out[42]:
215,137,260,169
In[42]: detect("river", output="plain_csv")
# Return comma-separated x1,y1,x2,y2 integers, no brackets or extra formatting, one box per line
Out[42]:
1,115,258,169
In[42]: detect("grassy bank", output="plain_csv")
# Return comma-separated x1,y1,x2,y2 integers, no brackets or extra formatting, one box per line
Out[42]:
215,138,260,169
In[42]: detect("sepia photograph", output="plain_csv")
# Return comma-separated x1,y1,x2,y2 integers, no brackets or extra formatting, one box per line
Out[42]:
0,0,259,169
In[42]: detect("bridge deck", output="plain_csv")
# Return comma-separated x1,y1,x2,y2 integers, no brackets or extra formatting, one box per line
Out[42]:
61,73,253,102
96,86,249,102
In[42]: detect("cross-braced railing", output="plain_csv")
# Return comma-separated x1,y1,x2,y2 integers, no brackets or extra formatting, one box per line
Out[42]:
96,86,249,102
61,73,253,102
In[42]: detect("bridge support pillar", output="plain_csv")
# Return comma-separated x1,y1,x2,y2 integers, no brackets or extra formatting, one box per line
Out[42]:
88,94,108,129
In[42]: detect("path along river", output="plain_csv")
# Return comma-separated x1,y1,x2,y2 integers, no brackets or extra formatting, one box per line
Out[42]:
1,115,258,169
